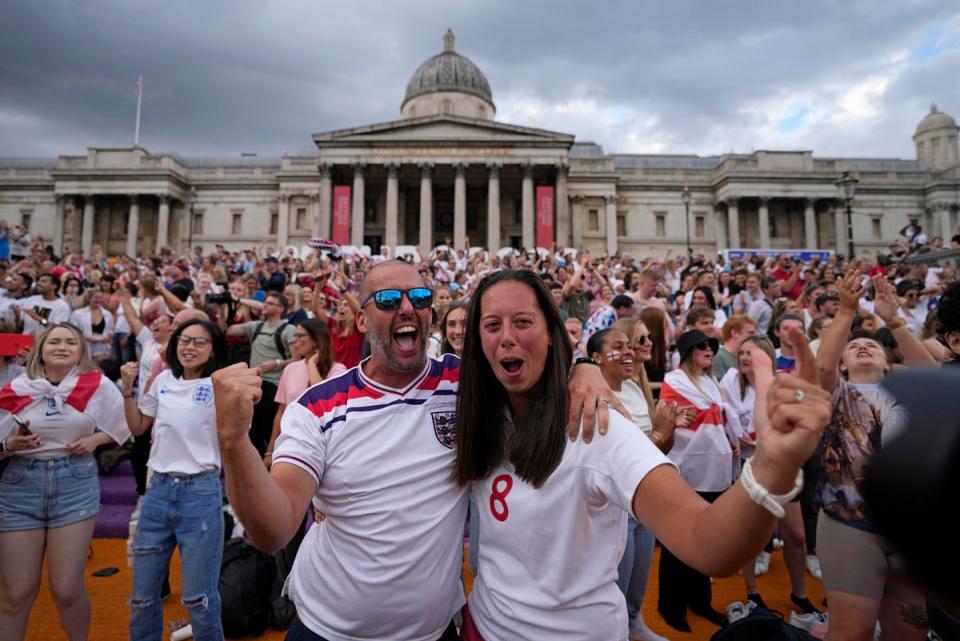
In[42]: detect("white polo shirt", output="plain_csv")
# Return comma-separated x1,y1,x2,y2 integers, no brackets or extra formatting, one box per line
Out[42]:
273,355,466,641
138,370,220,474
468,411,671,641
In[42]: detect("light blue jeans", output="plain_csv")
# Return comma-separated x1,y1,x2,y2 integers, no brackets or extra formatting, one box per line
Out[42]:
616,517,656,633
129,469,224,641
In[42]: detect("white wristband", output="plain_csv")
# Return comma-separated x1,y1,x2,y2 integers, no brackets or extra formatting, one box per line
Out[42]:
739,457,803,519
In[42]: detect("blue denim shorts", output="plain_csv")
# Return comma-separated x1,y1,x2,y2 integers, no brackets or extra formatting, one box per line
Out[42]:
0,454,100,531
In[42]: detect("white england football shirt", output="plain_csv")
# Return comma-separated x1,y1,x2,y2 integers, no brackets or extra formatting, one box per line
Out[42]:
138,370,220,474
468,411,671,641
273,354,467,641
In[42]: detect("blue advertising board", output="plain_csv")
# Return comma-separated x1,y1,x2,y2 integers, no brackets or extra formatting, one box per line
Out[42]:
721,249,834,262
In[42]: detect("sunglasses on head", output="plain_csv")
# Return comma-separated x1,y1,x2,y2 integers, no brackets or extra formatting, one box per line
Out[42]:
360,287,433,311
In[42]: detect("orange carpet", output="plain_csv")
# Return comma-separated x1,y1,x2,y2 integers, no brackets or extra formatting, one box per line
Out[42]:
24,539,822,640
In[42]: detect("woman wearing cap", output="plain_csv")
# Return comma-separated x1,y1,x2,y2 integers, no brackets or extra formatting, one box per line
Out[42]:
454,270,832,641
657,328,739,630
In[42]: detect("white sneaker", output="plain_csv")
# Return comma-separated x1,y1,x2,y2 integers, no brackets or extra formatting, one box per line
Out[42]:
772,537,784,549
789,611,828,632
629,619,670,641
725,601,748,624
806,555,822,580
754,550,771,576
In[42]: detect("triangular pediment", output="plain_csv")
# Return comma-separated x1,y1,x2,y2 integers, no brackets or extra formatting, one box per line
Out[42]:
313,114,574,148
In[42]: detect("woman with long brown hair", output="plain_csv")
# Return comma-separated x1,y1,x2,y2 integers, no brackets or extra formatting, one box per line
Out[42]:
454,269,832,641
638,307,670,398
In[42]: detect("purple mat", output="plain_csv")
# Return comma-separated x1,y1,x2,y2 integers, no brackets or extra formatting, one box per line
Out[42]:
95,458,138,539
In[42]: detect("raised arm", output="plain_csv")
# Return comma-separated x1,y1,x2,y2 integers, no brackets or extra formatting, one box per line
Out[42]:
119,362,154,436
634,364,830,577
213,363,315,553
157,280,186,313
871,274,937,367
817,269,863,392
119,286,145,337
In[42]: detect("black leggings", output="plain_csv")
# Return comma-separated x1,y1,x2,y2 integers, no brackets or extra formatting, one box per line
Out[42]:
657,490,723,618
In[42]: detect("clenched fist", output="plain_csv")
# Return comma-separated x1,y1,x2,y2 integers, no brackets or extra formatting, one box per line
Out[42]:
213,363,264,450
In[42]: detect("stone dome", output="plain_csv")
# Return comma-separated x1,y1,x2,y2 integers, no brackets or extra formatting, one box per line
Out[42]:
915,103,958,135
402,30,495,112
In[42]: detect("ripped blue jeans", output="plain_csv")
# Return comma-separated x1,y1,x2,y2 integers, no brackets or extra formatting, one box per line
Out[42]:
129,469,224,641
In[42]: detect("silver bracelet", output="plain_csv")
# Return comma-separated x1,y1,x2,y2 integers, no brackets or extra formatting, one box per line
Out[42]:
739,457,803,519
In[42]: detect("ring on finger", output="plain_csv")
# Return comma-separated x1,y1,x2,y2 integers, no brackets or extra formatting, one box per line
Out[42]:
793,389,805,403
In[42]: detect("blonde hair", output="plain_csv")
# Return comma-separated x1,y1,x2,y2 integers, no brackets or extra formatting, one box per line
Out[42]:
611,318,656,412
25,323,99,380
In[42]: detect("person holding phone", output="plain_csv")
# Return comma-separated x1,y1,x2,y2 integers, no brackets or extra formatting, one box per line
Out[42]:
0,323,129,641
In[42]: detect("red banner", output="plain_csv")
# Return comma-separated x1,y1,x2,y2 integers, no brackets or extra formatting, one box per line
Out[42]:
332,185,351,245
535,186,555,249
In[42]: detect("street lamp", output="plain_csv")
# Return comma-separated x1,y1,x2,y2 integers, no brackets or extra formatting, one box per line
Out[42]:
835,171,858,258
681,186,693,258
187,186,197,254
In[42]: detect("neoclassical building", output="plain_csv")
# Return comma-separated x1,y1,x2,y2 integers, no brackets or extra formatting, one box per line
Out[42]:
2,30,959,259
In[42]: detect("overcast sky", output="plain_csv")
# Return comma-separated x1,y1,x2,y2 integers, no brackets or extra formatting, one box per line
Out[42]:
2,0,959,160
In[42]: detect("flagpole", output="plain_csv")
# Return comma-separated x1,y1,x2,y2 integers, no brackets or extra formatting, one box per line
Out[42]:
134,75,143,147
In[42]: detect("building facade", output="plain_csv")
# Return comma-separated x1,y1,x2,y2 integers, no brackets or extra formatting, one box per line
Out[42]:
2,30,959,259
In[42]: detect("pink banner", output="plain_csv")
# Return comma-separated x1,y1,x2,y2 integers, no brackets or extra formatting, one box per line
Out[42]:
535,186,555,249
332,185,351,245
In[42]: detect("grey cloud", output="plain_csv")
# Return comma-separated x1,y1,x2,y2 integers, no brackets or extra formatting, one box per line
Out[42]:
0,0,958,159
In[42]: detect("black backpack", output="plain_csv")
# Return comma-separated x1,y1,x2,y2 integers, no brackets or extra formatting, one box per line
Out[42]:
251,321,290,361
219,537,276,638
710,607,818,641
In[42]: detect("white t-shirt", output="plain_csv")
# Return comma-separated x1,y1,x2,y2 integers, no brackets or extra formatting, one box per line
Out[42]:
468,411,671,641
274,355,467,641
20,295,71,334
138,370,219,474
614,378,653,434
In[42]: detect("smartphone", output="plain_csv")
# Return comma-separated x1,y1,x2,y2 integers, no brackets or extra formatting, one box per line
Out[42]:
12,415,31,435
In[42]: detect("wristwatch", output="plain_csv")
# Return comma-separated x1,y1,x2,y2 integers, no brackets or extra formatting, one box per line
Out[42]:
573,357,600,367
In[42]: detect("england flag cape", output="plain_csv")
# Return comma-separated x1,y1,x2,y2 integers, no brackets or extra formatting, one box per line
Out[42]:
660,369,736,492
0,369,129,444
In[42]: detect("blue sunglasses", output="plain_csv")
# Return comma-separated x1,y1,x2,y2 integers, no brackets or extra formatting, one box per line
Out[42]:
360,287,433,311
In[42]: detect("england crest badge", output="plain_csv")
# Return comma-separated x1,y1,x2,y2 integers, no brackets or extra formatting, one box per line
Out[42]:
193,383,213,406
431,409,456,449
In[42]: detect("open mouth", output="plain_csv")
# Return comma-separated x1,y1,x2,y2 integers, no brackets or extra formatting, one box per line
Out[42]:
393,324,418,351
501,359,523,375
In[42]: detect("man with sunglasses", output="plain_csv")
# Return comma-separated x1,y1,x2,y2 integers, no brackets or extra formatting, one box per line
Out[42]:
896,280,927,337
213,259,623,641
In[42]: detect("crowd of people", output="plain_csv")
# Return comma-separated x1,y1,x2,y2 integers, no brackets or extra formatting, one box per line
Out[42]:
0,226,958,641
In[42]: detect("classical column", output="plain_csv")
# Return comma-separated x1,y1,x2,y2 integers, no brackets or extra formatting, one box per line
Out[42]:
714,205,728,250
419,163,433,252
605,195,617,256
521,164,534,248
156,194,170,252
936,203,953,239
351,164,365,247
126,195,140,257
726,197,740,248
454,163,467,251
833,200,846,255
571,195,584,249
758,197,771,249
385,163,400,249
487,163,501,251
53,195,66,254
81,196,95,255
277,193,290,249
555,163,570,248
803,198,817,249
318,163,332,238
